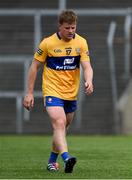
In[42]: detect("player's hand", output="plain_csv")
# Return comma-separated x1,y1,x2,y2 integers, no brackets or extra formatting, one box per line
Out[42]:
23,93,34,111
85,81,93,95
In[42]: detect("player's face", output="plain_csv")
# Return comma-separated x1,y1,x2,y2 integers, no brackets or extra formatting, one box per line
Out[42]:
59,22,76,41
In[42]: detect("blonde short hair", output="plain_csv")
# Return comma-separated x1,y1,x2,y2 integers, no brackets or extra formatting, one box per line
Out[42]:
58,9,77,25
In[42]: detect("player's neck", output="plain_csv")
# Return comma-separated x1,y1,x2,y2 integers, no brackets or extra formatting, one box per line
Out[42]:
58,32,72,42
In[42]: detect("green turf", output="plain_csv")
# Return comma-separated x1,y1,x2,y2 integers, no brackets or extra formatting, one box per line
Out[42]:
1,135,132,179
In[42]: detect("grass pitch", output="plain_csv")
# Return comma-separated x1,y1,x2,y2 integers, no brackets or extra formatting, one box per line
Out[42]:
1,135,132,179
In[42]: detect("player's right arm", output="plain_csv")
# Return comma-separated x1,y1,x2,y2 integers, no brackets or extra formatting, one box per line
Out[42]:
23,38,47,110
23,59,42,110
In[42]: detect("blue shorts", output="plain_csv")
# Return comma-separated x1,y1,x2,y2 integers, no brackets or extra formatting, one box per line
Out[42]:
44,96,77,113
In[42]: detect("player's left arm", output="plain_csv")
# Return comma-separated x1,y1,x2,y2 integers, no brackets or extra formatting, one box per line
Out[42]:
81,60,93,95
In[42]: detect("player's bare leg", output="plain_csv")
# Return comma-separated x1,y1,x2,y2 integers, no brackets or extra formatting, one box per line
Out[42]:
50,111,75,153
50,111,75,167
66,112,75,130
51,112,75,153
46,106,68,171
46,107,76,173
51,111,77,173
47,106,68,153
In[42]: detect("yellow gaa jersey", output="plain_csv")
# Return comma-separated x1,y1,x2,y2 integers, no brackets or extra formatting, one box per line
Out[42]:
34,32,90,100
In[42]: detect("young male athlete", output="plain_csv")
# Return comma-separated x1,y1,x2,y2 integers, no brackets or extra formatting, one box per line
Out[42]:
23,10,93,173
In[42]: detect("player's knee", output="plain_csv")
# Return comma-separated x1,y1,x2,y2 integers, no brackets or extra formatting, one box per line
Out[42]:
53,119,66,130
